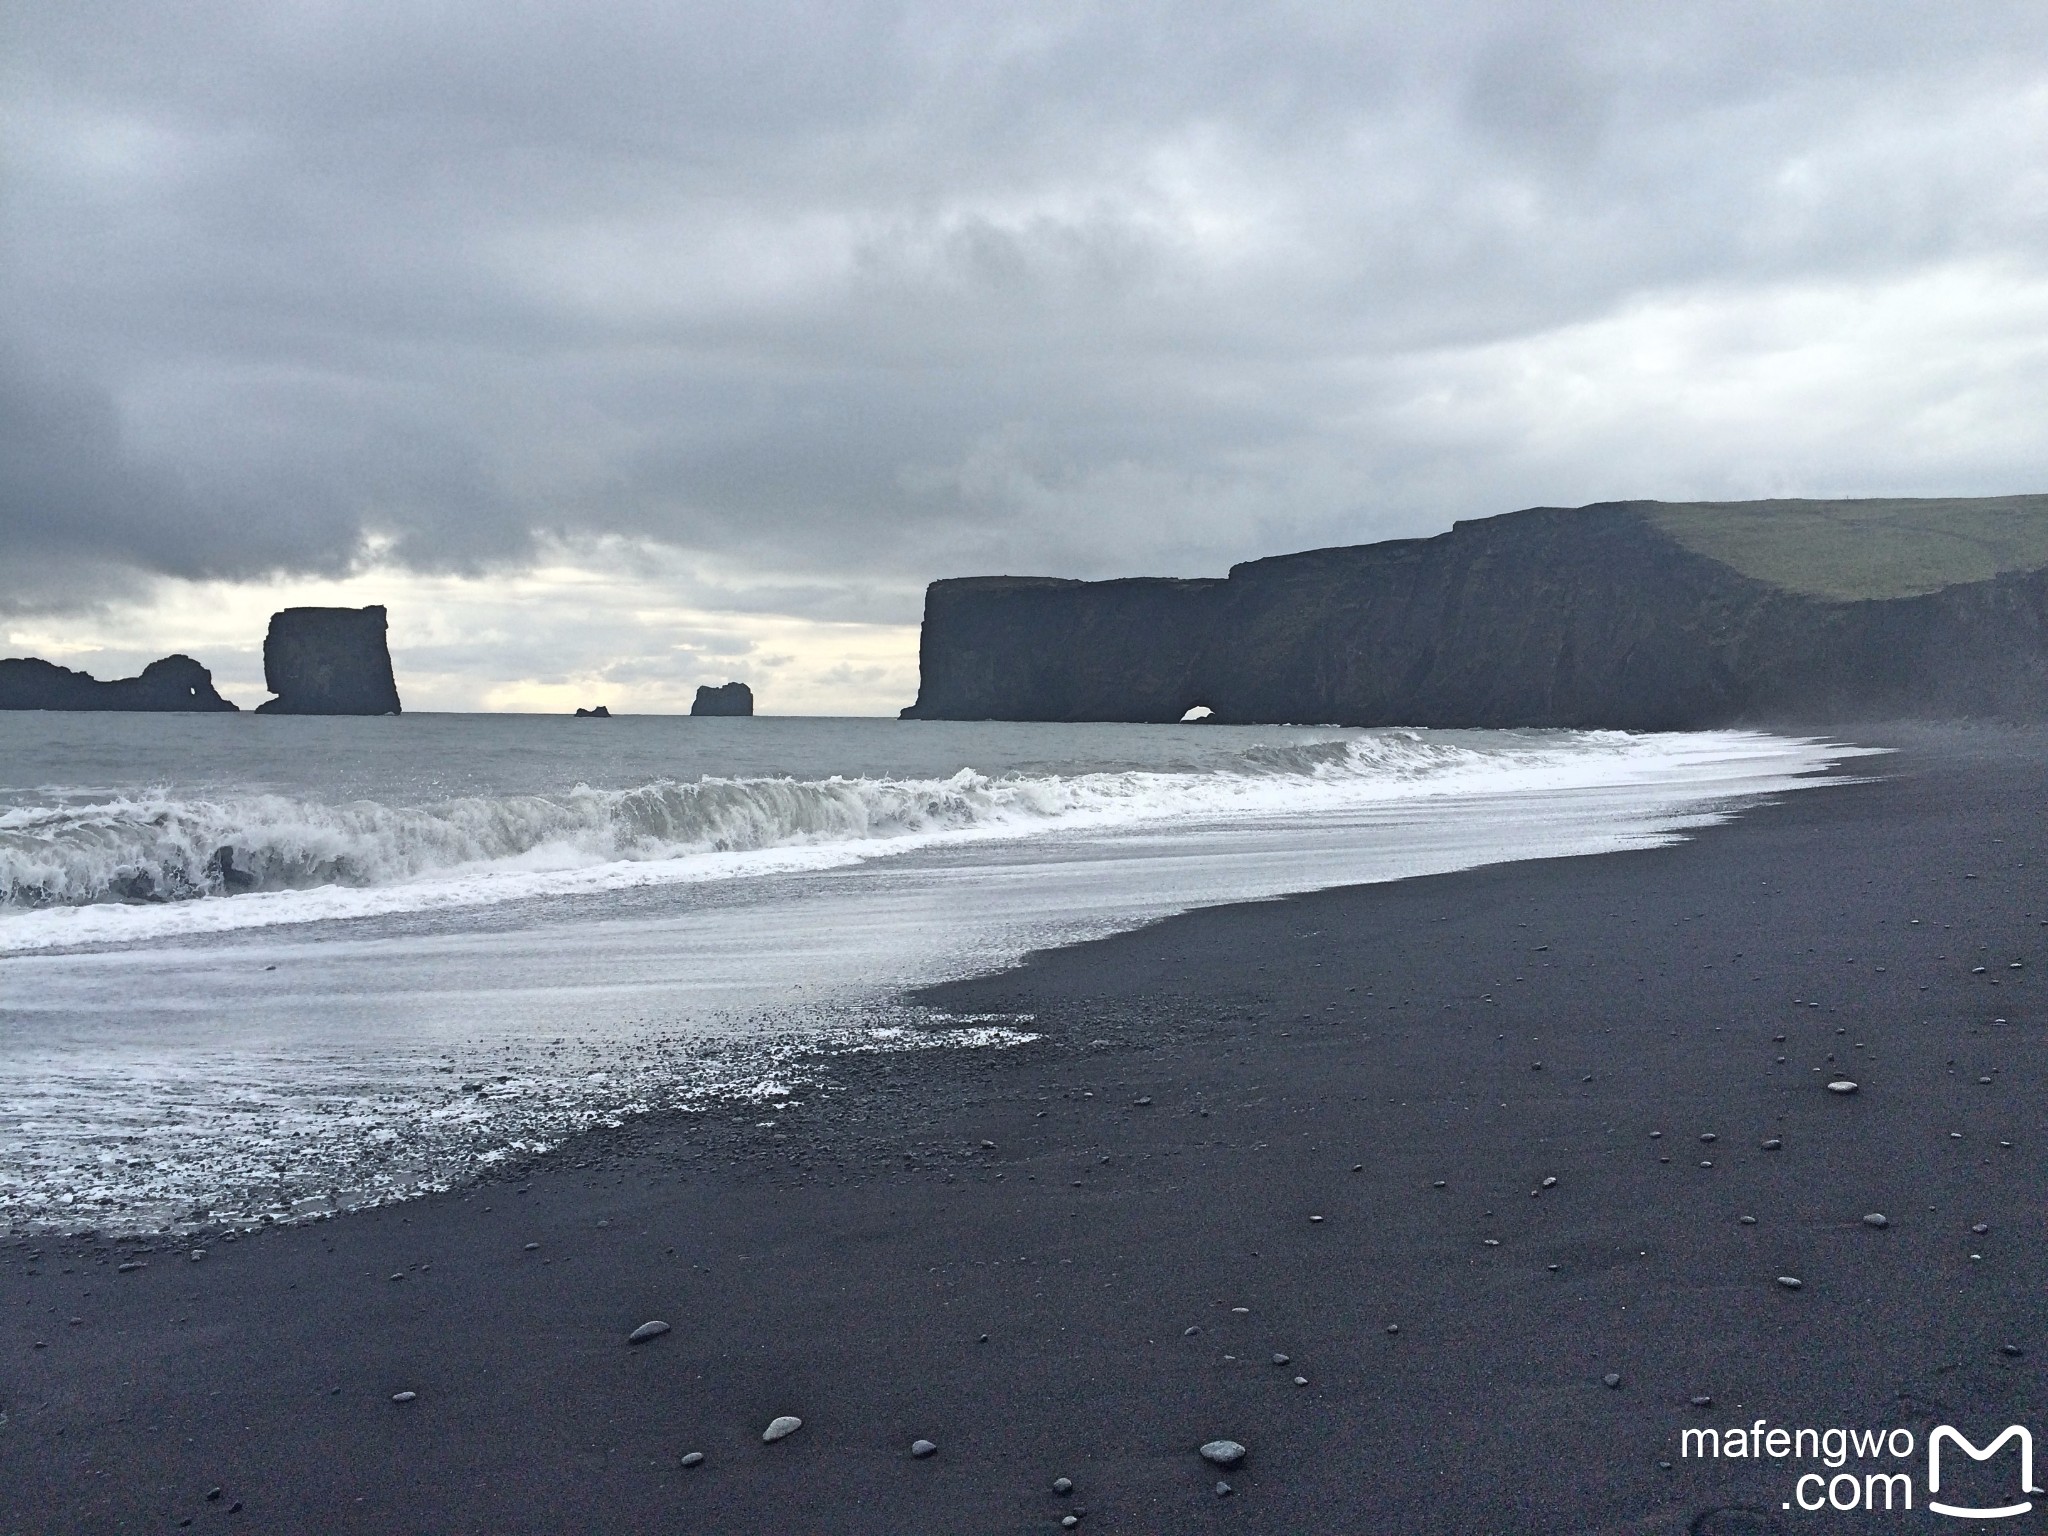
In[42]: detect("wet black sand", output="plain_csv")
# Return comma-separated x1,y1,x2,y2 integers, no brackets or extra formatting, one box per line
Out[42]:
5,724,2045,1534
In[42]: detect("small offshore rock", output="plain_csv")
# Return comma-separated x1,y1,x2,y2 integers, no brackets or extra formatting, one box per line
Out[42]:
763,1415,803,1442
911,1439,937,1459
189,1250,206,1262
117,1261,145,1273
1199,1440,1248,1468
1777,1276,1803,1290
628,1320,671,1344
1827,1080,1859,1094
1863,1213,1889,1228
680,1451,705,1467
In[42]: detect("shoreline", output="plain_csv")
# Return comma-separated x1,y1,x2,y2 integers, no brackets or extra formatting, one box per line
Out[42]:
6,722,2044,1533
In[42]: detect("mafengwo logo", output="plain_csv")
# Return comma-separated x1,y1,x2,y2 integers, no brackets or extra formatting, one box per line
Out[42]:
1679,1420,2041,1517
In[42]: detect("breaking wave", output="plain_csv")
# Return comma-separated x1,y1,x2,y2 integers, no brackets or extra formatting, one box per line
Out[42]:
0,729,1826,947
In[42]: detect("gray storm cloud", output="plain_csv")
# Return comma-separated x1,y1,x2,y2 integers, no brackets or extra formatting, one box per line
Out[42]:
3,0,2046,621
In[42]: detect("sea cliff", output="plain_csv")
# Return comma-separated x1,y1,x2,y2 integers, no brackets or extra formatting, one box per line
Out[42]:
900,497,2048,727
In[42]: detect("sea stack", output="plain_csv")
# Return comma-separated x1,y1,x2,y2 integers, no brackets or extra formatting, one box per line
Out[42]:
691,681,753,717
0,654,239,712
255,606,402,716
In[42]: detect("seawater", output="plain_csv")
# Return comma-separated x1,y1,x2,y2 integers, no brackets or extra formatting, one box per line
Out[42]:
0,714,1866,1232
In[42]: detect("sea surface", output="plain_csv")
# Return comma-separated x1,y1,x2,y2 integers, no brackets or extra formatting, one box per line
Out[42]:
0,713,1865,1233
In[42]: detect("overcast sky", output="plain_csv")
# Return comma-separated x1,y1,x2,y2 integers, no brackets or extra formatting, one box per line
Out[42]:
5,2,2046,711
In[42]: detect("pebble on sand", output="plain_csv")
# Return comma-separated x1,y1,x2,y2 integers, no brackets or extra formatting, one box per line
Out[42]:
391,1391,417,1403
1863,1213,1889,1228
628,1320,671,1344
1271,1353,1290,1365
1052,1477,1074,1494
1761,1138,1783,1150
1540,1176,1557,1188
680,1452,705,1467
1603,1373,1621,1389
1827,1080,1859,1094
1215,1480,1234,1496
911,1439,937,1458
1777,1276,1803,1289
763,1416,803,1442
1199,1440,1248,1468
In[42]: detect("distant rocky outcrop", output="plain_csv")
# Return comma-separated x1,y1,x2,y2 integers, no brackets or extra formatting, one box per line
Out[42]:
575,705,612,718
0,654,239,712
691,682,754,717
901,496,2048,728
255,606,401,716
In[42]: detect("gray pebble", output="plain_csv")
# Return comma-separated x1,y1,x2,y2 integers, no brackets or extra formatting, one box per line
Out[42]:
1052,1477,1073,1494
1761,1138,1782,1150
1973,1223,1990,1234
1215,1480,1233,1496
1863,1213,1889,1228
763,1415,803,1442
1271,1353,1290,1365
1293,1375,1308,1386
1386,1323,1400,1334
117,1261,145,1273
1603,1373,1621,1388
680,1451,704,1467
911,1439,937,1458
523,1242,539,1251
1827,1080,1858,1094
1691,1396,1714,1407
189,1250,205,1262
391,1391,417,1403
1540,1176,1557,1188
2003,1345,2025,1358
1739,1216,1757,1225
1183,1326,1201,1336
1199,1440,1247,1468
1062,1518,1080,1530
1777,1276,1803,1289
628,1320,671,1344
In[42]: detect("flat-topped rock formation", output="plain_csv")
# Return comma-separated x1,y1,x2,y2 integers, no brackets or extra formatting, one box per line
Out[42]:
691,681,753,716
900,495,2048,728
255,606,401,716
0,654,239,711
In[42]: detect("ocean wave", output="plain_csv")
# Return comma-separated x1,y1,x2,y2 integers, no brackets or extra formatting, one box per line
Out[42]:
0,729,1839,948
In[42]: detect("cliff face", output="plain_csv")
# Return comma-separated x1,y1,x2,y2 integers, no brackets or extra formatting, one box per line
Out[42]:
901,501,2048,727
255,606,402,715
0,654,240,711
691,681,754,717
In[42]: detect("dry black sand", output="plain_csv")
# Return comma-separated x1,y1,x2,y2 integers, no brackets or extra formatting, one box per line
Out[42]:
5,724,2045,1534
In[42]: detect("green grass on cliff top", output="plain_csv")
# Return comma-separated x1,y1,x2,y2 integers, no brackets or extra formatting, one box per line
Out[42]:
1637,495,2048,601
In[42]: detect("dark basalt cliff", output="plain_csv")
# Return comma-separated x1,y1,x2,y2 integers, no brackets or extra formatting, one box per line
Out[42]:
901,499,2048,728
256,606,402,716
691,682,754,717
0,654,239,712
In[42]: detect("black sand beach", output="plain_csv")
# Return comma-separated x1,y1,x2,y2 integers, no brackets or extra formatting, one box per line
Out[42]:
6,724,2045,1534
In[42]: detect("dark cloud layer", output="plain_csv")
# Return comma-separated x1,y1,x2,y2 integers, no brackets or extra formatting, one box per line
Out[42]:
5,1,2046,620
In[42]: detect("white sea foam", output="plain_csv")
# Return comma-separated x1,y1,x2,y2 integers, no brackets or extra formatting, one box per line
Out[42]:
0,729,1827,952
